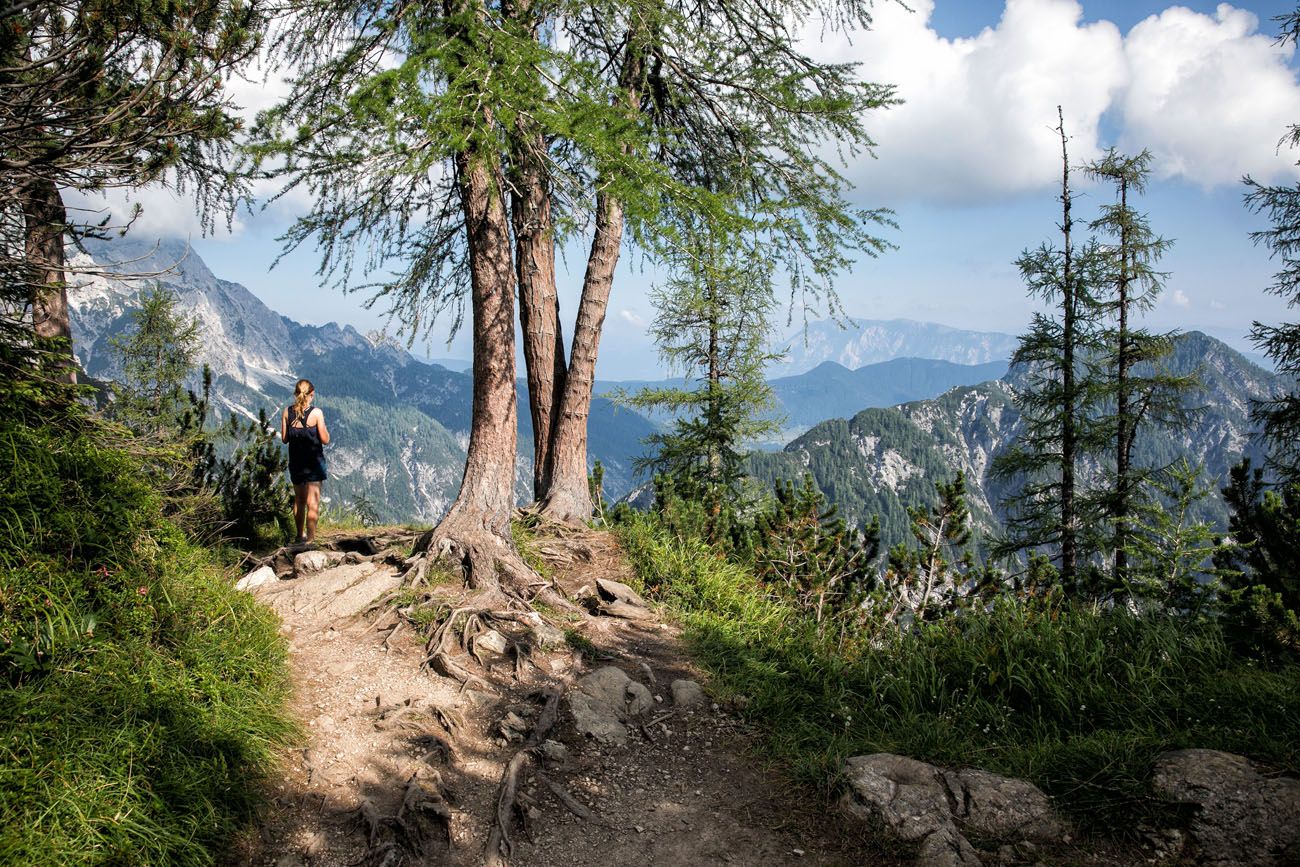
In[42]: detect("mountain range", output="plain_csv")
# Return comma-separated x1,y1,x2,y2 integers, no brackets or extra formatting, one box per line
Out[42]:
749,332,1281,552
67,237,655,523
766,317,1020,377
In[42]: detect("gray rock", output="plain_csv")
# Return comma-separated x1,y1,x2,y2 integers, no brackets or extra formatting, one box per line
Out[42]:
942,767,1065,842
539,739,569,764
293,549,340,575
235,565,277,591
569,666,655,746
916,828,981,867
1152,748,1300,867
527,619,567,650
670,679,707,708
840,754,952,842
601,600,656,621
472,629,509,657
596,577,647,607
840,753,1066,867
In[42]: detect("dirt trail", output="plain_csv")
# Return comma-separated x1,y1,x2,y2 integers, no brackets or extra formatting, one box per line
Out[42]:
233,527,886,867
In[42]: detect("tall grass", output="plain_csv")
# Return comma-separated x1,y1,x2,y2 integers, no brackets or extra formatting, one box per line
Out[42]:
619,516,1300,830
0,395,295,865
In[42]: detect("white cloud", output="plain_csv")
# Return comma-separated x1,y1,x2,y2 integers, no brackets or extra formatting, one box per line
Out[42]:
1120,4,1300,186
619,309,646,328
1171,288,1191,307
1210,299,1226,310
813,1,1300,203
814,0,1126,203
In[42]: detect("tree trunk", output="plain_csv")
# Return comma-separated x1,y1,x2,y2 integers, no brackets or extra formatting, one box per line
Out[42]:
22,177,75,381
424,0,530,592
539,189,625,522
1057,107,1077,587
1113,177,1132,583
510,128,566,501
538,38,645,524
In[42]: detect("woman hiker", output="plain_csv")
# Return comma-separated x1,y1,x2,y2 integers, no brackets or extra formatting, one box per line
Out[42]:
281,378,330,544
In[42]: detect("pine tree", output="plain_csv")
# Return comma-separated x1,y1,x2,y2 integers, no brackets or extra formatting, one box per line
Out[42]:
991,108,1107,589
748,475,880,632
1084,149,1196,584
623,223,781,541
109,286,202,439
882,472,993,622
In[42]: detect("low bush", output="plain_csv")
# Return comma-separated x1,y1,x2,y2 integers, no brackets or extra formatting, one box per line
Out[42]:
618,514,1300,831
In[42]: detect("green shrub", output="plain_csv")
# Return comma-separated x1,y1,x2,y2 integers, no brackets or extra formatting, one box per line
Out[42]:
619,515,1300,832
0,383,294,866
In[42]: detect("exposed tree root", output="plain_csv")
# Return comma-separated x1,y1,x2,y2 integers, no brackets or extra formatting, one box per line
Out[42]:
482,685,566,867
537,773,606,826
349,770,453,867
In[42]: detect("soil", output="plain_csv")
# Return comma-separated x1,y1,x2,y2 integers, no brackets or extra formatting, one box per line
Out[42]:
231,525,891,867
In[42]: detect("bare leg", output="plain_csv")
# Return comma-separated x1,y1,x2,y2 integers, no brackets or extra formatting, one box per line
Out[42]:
305,482,322,542
294,483,308,541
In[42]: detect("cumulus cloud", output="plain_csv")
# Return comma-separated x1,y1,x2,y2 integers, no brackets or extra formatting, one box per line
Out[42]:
1120,4,1300,186
814,0,1300,203
814,0,1126,203
619,309,646,328
1171,289,1191,308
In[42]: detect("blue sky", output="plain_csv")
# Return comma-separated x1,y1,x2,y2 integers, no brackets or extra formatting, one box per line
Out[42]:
80,1,1300,379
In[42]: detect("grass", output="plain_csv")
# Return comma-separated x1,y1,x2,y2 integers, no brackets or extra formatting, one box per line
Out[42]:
617,515,1300,832
0,393,296,866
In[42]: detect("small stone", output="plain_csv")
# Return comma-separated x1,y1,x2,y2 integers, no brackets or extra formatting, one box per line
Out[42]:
635,825,645,834
539,740,569,764
670,679,706,708
473,629,510,657
792,849,805,857
235,565,277,591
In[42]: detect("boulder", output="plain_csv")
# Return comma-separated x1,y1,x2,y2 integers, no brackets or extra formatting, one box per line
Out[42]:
942,767,1065,843
522,612,567,649
1152,749,1300,867
596,577,647,607
670,679,707,708
568,666,655,746
472,629,509,657
235,565,277,592
294,549,341,576
840,754,1066,867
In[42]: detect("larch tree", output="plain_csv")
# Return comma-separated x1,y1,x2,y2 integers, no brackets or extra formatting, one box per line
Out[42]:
0,0,265,378
622,219,782,541
518,0,900,523
253,0,897,587
1244,8,1300,485
1084,148,1195,586
991,108,1107,589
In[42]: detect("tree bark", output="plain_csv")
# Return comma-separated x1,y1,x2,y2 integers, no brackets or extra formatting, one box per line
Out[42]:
538,37,645,524
505,0,566,503
510,126,566,501
539,190,624,522
22,177,75,381
426,0,530,593
1113,176,1132,583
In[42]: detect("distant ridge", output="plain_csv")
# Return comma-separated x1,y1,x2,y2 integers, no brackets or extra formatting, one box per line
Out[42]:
769,317,1019,377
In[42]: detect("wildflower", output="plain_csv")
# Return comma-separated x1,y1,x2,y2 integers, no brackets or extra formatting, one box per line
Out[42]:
136,586,148,596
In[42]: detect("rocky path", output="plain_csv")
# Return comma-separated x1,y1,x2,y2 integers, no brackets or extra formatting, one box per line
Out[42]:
231,527,885,867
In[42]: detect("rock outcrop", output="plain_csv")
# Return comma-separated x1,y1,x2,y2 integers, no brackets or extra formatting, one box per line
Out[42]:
1152,749,1300,866
839,753,1066,866
568,666,655,746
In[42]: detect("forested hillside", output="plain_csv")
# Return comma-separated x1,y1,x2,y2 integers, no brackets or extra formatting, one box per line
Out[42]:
749,331,1277,550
